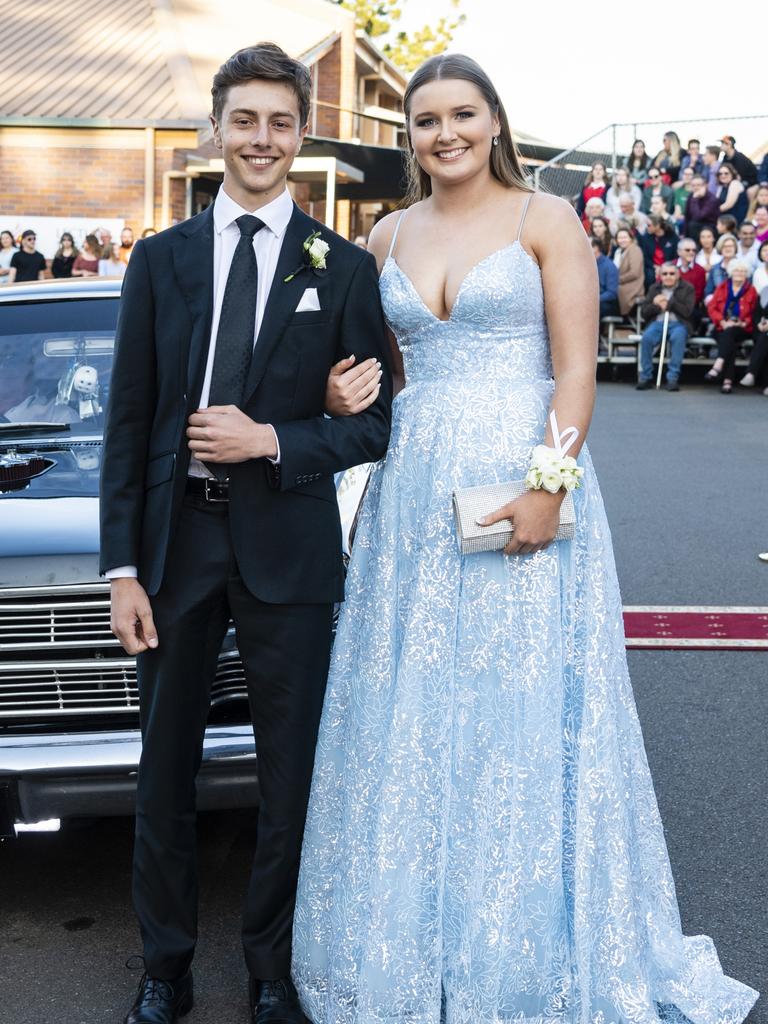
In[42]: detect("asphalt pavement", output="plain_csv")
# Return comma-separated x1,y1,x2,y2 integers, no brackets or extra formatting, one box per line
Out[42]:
0,380,765,1023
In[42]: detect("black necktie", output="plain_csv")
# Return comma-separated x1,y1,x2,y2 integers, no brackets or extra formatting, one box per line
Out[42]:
205,214,264,479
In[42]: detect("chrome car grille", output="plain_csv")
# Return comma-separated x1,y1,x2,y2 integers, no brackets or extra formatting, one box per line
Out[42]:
0,584,248,720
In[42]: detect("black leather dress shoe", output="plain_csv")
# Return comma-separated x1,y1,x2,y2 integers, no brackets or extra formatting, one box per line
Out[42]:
249,975,308,1023
124,968,193,1023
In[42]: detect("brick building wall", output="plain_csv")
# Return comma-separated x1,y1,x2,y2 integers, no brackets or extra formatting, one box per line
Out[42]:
314,41,341,138
0,126,198,233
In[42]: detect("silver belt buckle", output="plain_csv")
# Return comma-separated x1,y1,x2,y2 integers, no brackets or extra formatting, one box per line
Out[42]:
204,477,229,502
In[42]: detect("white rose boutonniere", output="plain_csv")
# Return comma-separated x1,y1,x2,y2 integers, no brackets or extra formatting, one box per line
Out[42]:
285,230,331,282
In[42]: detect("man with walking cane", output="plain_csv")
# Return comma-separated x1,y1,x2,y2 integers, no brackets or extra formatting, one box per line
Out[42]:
635,262,696,392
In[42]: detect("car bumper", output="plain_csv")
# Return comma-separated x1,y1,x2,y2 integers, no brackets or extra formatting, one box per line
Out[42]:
0,724,258,837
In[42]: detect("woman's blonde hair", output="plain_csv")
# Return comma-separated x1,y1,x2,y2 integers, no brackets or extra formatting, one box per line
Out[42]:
401,53,532,207
715,232,738,255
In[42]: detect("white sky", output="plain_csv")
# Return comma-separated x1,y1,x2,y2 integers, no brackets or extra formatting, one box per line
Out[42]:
392,0,767,159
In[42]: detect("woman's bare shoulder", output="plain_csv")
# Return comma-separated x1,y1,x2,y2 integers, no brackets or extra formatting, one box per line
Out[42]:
368,205,422,270
527,190,581,228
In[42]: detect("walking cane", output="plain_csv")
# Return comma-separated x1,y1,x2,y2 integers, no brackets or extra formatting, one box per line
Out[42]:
655,310,670,389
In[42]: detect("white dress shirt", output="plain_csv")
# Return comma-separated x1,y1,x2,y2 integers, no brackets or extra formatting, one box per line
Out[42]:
106,186,294,580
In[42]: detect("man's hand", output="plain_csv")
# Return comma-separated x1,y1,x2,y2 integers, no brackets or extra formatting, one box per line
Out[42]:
110,578,158,655
325,355,382,416
654,294,668,309
187,406,277,462
479,488,565,556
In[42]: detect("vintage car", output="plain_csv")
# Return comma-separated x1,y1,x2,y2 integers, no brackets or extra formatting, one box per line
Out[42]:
0,278,369,837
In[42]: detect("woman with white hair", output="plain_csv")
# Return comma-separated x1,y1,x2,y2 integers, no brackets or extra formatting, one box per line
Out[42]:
705,258,758,392
704,232,738,301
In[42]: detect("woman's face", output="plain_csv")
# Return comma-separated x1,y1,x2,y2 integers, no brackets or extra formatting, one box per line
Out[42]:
721,239,737,260
60,234,73,247
592,162,606,181
681,167,694,185
633,141,645,157
731,267,748,287
408,78,500,189
663,134,672,152
757,186,768,206
754,207,768,228
718,167,733,186
614,167,628,188
699,228,715,249
616,230,631,249
593,218,607,238
0,231,13,250
760,244,768,266
650,196,665,213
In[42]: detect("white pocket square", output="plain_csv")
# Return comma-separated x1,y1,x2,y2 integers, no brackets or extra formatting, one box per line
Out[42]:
295,287,321,312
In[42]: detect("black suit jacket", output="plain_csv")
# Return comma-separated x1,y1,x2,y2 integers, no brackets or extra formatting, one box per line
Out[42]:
99,203,392,603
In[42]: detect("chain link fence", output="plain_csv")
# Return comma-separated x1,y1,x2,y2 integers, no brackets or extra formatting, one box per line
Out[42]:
533,115,768,200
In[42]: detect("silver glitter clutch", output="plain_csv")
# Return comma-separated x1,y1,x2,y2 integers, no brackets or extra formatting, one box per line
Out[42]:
452,480,576,554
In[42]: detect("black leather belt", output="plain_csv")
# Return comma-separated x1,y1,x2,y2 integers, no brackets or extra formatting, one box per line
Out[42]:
186,476,230,502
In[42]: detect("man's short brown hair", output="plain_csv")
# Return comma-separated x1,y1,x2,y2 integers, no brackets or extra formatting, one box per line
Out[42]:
211,42,311,126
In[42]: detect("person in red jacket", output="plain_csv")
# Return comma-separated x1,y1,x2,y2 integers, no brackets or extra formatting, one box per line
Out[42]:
675,238,706,301
704,260,758,392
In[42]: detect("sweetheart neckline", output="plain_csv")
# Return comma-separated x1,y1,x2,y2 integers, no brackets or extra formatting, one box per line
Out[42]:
384,240,540,325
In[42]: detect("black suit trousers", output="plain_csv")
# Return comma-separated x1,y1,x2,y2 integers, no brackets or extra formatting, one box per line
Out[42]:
133,494,332,980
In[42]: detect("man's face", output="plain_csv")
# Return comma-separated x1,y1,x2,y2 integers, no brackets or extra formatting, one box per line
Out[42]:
659,267,679,286
620,198,635,214
740,225,755,248
211,79,307,209
21,234,36,253
688,142,700,158
703,150,715,166
678,242,696,266
121,228,133,246
692,177,707,197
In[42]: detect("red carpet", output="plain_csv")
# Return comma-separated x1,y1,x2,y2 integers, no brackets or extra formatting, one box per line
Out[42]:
623,606,768,650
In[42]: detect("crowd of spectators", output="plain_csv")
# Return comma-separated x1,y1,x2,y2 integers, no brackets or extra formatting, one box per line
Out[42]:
0,225,158,286
578,132,768,395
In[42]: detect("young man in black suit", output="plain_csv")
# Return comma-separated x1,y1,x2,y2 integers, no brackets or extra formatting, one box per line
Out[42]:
100,43,392,1024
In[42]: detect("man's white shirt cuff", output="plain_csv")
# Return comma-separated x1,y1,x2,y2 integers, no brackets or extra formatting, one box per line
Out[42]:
267,424,281,465
105,566,138,579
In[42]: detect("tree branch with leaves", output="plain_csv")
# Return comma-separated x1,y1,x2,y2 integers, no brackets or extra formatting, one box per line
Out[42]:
335,0,465,72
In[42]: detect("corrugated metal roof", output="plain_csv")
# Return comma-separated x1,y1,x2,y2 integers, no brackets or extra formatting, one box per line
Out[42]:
0,0,354,123
0,0,182,120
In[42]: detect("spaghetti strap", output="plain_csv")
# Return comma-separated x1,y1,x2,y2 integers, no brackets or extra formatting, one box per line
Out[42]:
516,192,534,243
387,210,408,260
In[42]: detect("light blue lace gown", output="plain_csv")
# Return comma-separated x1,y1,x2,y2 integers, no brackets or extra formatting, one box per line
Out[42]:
292,196,758,1024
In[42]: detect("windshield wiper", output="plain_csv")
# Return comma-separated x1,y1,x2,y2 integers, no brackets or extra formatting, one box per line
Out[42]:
0,422,71,436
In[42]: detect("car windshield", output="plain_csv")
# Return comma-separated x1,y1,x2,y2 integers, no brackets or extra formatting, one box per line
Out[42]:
0,298,119,437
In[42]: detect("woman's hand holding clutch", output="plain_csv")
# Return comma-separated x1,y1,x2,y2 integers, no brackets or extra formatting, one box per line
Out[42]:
479,488,565,556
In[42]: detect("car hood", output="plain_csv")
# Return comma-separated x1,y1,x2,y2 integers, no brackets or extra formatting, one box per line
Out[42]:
0,496,99,559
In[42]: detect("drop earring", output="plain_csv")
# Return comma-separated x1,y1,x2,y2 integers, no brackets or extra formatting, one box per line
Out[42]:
492,136,499,147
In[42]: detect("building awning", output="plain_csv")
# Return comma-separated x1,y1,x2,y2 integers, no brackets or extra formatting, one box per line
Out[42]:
300,137,406,201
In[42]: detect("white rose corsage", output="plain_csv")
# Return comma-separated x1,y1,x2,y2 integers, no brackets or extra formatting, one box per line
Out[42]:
285,231,330,282
524,410,584,494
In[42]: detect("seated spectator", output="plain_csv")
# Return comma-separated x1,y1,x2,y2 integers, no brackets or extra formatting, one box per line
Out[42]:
99,242,127,278
675,238,706,304
0,229,17,285
7,229,46,283
119,227,134,264
72,235,101,277
640,169,675,214
613,226,645,316
672,166,695,223
754,205,768,245
577,162,609,226
680,139,704,176
736,222,760,270
702,145,722,194
591,237,619,318
51,233,78,278
636,263,696,391
638,216,680,287
608,193,648,236
716,163,748,223
648,194,672,223
624,139,651,188
738,242,768,391
746,183,768,221
604,166,643,222
705,260,758,392
716,213,738,238
695,226,721,273
590,215,613,255
582,196,607,234
718,135,758,192
683,175,721,241
652,130,683,184
705,234,739,301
